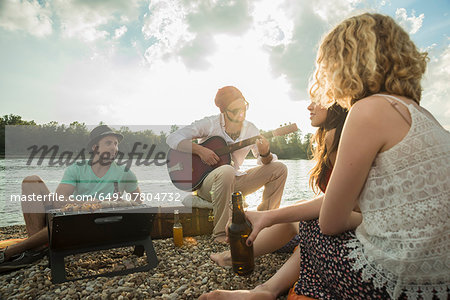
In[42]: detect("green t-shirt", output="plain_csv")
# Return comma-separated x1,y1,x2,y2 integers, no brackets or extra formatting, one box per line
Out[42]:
60,161,138,198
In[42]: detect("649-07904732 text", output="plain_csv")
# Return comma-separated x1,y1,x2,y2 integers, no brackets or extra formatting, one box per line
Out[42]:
9,192,182,203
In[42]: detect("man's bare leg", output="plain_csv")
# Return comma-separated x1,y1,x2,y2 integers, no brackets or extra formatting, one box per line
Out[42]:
201,249,301,300
211,222,298,267
3,229,48,260
3,175,50,261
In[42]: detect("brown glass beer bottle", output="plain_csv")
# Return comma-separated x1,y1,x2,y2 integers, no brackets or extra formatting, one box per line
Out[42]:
113,181,121,200
228,191,254,275
173,209,184,247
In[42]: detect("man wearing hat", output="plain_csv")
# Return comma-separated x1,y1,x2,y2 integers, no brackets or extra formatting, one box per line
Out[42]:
0,125,141,272
167,86,287,242
59,125,140,198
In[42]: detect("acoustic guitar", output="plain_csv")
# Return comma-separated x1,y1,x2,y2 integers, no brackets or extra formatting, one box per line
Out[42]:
167,123,298,191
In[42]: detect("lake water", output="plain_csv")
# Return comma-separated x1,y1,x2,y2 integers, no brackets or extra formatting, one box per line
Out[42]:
0,159,316,227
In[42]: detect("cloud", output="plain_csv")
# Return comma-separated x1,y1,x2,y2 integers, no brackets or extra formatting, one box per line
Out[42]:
395,8,424,34
179,0,253,69
259,0,360,100
139,0,359,85
312,0,362,23
114,25,128,39
0,0,53,37
141,0,253,69
178,33,217,69
53,0,144,42
183,0,253,35
422,42,450,130
141,0,193,66
252,0,293,47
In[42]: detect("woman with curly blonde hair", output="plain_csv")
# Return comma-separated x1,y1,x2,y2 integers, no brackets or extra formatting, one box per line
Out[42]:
200,13,449,300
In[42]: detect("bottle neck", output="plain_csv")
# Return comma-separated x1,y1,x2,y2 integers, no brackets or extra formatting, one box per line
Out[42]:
232,197,246,224
174,211,180,224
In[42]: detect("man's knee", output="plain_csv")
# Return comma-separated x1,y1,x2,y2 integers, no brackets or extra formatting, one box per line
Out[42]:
271,161,288,177
214,165,236,183
22,175,46,198
22,175,43,186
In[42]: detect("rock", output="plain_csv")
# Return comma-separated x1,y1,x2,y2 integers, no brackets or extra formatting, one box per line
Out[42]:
0,228,291,300
175,284,188,294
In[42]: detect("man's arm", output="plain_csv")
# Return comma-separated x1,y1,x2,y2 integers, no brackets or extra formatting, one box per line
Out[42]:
166,117,212,150
128,186,142,203
177,139,220,166
53,183,76,209
256,136,273,165
167,117,220,166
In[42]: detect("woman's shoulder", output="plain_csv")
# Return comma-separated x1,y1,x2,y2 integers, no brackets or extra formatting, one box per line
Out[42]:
352,94,415,112
348,95,397,125
351,95,389,111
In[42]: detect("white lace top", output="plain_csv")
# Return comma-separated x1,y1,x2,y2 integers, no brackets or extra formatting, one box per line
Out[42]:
346,95,450,299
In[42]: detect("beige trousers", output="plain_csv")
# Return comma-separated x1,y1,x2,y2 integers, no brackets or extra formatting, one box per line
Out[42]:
196,161,288,237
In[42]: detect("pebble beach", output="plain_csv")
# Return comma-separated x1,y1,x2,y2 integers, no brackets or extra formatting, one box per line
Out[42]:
0,225,291,299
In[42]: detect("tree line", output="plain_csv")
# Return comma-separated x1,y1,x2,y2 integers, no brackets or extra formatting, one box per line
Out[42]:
0,114,312,159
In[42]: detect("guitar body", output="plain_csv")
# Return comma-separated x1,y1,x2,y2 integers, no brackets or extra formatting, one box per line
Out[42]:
167,136,232,191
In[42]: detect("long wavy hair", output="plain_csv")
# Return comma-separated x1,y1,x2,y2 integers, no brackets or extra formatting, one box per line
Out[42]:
309,13,428,108
309,103,348,194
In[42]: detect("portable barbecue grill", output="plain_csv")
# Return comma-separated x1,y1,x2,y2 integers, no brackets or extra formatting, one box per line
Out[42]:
46,204,158,283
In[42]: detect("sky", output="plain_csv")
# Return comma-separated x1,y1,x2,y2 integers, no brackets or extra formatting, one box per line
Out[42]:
0,0,449,134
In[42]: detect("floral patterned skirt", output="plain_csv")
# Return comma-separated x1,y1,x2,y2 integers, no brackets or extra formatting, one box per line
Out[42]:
293,219,393,299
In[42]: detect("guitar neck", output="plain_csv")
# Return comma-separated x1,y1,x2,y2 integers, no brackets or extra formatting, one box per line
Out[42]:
213,123,298,156
215,132,274,156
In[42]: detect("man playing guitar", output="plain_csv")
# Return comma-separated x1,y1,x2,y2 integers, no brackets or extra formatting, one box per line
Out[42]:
166,86,287,243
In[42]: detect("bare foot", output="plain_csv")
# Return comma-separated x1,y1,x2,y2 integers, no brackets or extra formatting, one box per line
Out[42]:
213,235,227,244
210,250,232,267
199,289,276,300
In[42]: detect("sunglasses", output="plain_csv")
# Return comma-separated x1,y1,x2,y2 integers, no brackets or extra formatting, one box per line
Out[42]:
226,101,249,115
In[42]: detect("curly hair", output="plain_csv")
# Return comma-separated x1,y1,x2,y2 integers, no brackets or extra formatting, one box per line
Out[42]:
309,13,428,108
309,103,348,194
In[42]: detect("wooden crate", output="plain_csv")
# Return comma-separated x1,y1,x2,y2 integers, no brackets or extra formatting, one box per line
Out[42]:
150,207,214,239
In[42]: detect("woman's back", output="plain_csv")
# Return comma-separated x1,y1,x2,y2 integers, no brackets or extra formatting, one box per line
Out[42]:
348,94,450,299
